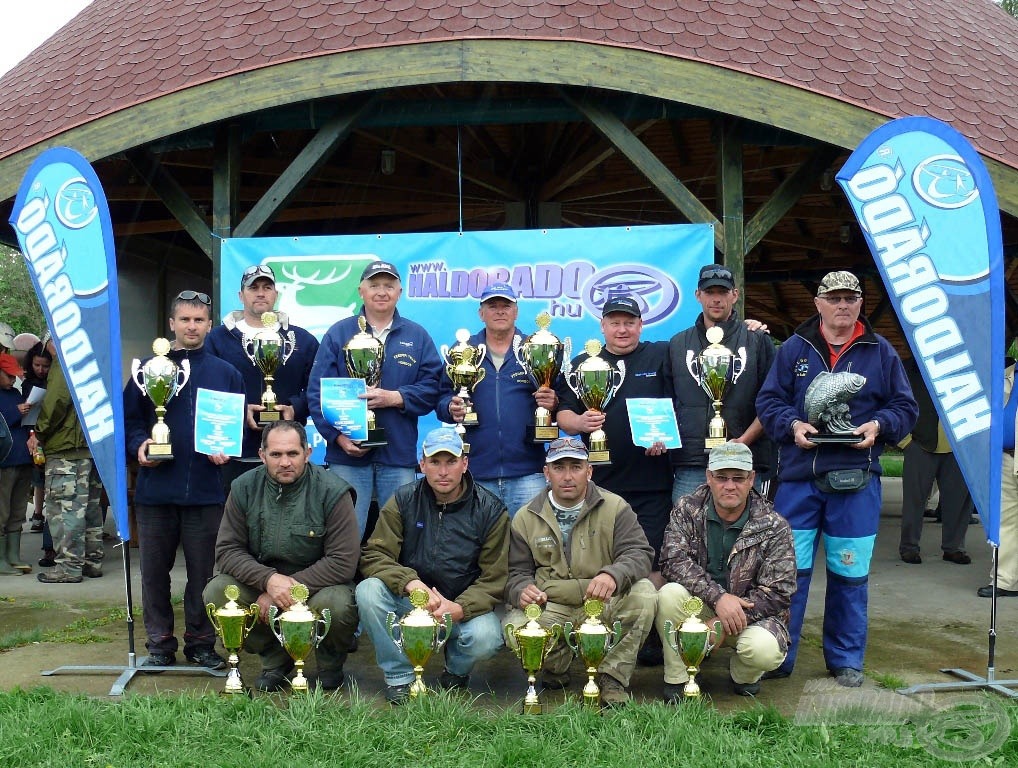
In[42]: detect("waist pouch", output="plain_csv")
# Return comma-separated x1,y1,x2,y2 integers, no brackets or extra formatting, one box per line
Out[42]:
815,469,870,494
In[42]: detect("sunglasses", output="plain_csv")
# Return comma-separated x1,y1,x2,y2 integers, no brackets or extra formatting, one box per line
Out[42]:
242,265,274,280
176,290,211,305
700,267,733,280
819,295,862,305
549,437,586,450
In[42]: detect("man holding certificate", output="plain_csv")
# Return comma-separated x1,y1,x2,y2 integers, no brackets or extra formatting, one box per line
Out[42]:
124,290,246,673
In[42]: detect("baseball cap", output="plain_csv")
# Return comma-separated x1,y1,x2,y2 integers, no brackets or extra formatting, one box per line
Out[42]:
479,282,518,303
707,442,754,472
545,436,589,463
601,295,641,318
698,264,735,291
360,261,401,281
421,427,465,458
817,271,861,296
241,264,276,288
0,322,14,350
0,353,25,378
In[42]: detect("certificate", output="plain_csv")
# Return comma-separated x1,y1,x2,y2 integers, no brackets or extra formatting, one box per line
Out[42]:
626,398,681,449
194,388,245,457
320,378,368,442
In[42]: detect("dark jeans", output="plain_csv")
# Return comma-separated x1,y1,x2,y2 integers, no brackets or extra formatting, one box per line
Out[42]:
136,503,223,656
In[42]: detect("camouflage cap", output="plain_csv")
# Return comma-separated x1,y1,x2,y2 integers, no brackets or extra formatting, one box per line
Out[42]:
817,271,861,296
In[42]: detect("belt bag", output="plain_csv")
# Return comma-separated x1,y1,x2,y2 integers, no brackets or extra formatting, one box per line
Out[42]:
816,469,870,494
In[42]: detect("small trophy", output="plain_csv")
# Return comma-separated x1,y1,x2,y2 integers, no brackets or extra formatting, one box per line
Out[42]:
343,316,387,447
565,340,625,465
803,370,867,443
441,329,487,453
268,583,332,693
662,596,718,699
696,326,740,450
563,598,622,708
243,311,295,424
505,604,562,714
386,588,453,698
516,311,571,443
206,584,260,696
130,338,191,461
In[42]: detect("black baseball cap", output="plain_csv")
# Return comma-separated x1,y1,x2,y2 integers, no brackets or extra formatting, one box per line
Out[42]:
698,265,735,291
360,261,401,281
601,295,642,318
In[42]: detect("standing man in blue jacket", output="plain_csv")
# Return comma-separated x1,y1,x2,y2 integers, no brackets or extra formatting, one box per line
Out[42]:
206,264,319,494
756,271,917,687
307,261,443,538
124,290,246,671
437,282,557,516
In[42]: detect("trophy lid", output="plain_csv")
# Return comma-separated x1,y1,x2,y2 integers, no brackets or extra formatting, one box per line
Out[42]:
455,328,470,344
216,584,249,618
261,311,279,327
401,587,438,626
526,311,561,345
277,582,314,622
578,339,610,371
705,326,724,345
577,597,607,632
152,338,171,356
345,315,384,352
677,595,711,632
517,602,551,637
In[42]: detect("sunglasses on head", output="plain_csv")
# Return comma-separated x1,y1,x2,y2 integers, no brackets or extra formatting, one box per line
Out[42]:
176,290,211,305
242,265,274,280
550,437,586,450
700,267,733,280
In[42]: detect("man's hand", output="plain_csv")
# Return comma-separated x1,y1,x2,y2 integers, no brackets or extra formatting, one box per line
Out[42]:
744,319,770,334
644,440,667,457
447,395,467,423
519,583,548,609
791,420,819,449
26,432,38,455
207,452,230,466
429,589,464,623
852,420,881,450
586,573,617,600
576,409,606,435
533,386,558,411
137,439,158,468
405,579,440,612
265,573,300,611
255,592,275,623
713,593,753,637
337,432,369,458
246,403,265,431
362,386,403,410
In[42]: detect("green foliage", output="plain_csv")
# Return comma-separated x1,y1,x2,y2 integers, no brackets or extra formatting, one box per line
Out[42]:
1002,0,1018,18
0,244,44,335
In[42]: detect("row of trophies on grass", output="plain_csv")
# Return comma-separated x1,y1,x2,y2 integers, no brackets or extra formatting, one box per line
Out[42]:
207,583,718,709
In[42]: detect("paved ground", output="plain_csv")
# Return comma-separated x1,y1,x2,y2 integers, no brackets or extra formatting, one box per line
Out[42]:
1,477,1016,712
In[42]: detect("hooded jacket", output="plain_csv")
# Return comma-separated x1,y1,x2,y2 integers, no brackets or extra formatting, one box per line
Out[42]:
35,359,89,459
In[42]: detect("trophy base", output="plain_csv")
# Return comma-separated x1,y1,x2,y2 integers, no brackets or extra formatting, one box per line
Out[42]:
529,425,559,443
704,437,726,450
808,434,864,444
587,450,611,466
146,444,174,461
358,428,388,448
462,442,471,455
257,409,281,424
462,412,479,426
523,700,544,715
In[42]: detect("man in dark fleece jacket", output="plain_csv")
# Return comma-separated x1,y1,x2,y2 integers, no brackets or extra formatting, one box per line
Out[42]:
124,290,245,673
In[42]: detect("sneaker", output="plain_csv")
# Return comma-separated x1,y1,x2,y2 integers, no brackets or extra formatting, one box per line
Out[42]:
761,668,791,680
597,674,629,708
439,670,470,690
141,653,175,674
731,678,761,696
307,667,345,691
37,569,82,583
82,564,103,578
662,681,687,704
185,647,226,670
255,662,294,692
540,670,571,690
385,683,411,705
831,667,864,688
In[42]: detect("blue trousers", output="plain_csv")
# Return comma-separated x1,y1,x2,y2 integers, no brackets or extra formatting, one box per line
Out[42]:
773,476,882,674
477,473,547,519
327,463,416,540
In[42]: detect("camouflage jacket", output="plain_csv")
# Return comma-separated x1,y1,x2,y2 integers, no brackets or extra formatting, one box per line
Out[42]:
660,485,795,648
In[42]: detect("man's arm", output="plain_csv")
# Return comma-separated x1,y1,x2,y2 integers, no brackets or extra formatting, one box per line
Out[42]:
289,490,360,592
214,494,277,591
306,332,345,446
394,332,443,417
755,341,803,444
659,497,727,609
598,502,653,594
742,516,797,625
453,511,510,621
360,495,418,594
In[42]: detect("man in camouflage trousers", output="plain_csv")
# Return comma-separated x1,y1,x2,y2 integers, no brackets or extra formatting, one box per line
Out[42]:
34,337,103,584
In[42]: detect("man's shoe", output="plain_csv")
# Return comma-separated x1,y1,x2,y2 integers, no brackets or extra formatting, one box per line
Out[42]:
385,683,411,705
255,662,294,692
307,667,345,691
82,564,103,578
439,670,470,691
977,585,1018,598
38,550,56,568
185,647,226,670
37,569,82,583
597,674,629,708
637,634,664,667
141,653,175,674
831,667,864,687
662,682,687,704
900,550,922,565
732,678,761,696
540,670,571,690
29,517,44,533
761,668,791,680
942,551,971,565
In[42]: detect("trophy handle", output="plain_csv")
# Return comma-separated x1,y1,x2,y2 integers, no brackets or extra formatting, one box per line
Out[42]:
267,605,283,645
504,623,520,656
315,608,332,647
613,360,627,390
545,624,563,659
175,359,191,394
282,333,296,364
386,611,402,650
206,603,221,633
731,346,747,384
245,604,260,635
474,365,486,387
662,619,679,655
565,369,580,395
562,622,578,654
440,343,451,361
434,613,453,653
604,619,623,655
130,358,146,393
475,343,487,364
561,338,573,377
243,335,257,363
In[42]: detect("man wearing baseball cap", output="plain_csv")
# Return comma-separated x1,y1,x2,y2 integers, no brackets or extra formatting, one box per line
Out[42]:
206,264,320,494
357,427,508,704
308,260,442,538
505,436,656,707
658,442,795,700
756,270,917,687
438,282,557,515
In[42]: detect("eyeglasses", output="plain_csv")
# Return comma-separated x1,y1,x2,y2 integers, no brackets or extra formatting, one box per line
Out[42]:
819,295,862,305
710,473,751,485
242,265,274,281
700,267,733,281
175,290,211,305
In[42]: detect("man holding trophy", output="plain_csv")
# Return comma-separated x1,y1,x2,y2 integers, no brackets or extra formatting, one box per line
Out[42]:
756,271,917,687
357,427,508,704
207,264,319,494
124,290,246,672
204,421,359,692
437,283,557,515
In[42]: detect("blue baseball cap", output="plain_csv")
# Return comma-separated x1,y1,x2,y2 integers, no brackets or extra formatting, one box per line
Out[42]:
421,427,465,458
601,295,641,318
479,282,517,303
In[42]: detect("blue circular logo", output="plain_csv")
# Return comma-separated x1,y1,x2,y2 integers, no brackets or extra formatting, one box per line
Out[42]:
54,177,99,229
583,265,680,324
912,154,979,210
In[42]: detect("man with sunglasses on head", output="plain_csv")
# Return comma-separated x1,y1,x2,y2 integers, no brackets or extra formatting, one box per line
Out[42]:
756,271,916,687
124,290,246,672
668,264,776,502
207,264,320,494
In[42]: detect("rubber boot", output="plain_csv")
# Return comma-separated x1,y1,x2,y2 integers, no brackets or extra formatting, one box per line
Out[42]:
0,536,20,575
5,531,32,573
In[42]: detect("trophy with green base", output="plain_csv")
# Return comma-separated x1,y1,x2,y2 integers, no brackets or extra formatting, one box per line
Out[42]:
268,583,332,693
505,603,562,714
662,596,718,699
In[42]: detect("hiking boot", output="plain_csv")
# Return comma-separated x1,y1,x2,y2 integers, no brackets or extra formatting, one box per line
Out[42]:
385,683,411,705
255,662,294,692
731,678,761,696
82,564,103,578
597,674,629,708
141,653,176,674
662,682,687,704
540,670,571,690
942,551,971,565
185,647,226,670
307,667,345,691
439,670,470,690
831,667,864,688
37,568,82,583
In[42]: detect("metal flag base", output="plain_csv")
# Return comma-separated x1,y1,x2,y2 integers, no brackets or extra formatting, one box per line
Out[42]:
42,654,227,697
898,667,1018,700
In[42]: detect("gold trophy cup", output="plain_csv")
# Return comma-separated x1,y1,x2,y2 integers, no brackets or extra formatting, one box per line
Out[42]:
516,311,571,443
268,583,332,693
697,326,737,450
565,340,625,465
206,584,260,695
505,603,562,714
662,596,718,699
563,598,623,707
441,329,487,453
130,338,191,461
343,315,387,447
243,311,295,424
386,588,453,698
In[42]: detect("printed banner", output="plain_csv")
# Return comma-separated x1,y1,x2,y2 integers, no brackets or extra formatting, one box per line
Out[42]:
837,117,1004,546
9,147,130,541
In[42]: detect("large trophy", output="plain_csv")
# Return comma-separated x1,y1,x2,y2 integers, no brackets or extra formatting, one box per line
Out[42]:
268,583,332,693
515,311,571,443
130,338,190,461
243,311,295,424
441,329,487,452
387,588,453,698
206,584,260,696
662,596,718,699
565,340,625,465
343,316,387,447
563,598,622,707
695,326,743,450
505,604,562,714
803,370,867,443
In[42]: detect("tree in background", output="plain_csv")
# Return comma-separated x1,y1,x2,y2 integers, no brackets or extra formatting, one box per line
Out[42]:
1003,1,1017,18
0,245,44,335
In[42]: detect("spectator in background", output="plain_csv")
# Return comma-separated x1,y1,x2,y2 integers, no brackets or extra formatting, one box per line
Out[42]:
980,351,1018,599
0,353,32,574
21,340,51,538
